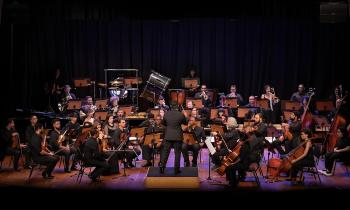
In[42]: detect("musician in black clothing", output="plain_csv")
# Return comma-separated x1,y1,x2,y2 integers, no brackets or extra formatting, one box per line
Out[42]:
272,112,301,155
182,116,206,167
194,85,211,108
154,96,170,111
48,119,77,173
110,119,137,168
141,115,165,167
211,117,240,168
290,84,306,103
251,113,267,156
83,128,109,182
30,124,59,179
0,118,31,170
25,115,38,144
319,126,350,176
225,126,258,188
159,102,188,174
63,113,81,139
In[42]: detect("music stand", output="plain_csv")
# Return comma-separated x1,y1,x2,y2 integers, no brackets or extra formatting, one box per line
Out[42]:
74,78,91,87
67,100,82,110
186,98,203,109
316,101,334,112
94,111,108,121
119,106,134,115
150,108,160,119
282,100,301,111
283,111,294,121
237,107,251,118
124,77,142,86
257,99,269,110
183,78,199,89
183,132,196,145
210,108,229,120
95,99,108,110
130,127,146,139
224,98,238,108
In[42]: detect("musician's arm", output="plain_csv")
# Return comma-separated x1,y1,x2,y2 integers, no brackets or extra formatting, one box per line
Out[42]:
335,146,350,153
292,141,312,163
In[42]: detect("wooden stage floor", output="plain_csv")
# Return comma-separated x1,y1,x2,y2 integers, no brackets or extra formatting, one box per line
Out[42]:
1,149,350,192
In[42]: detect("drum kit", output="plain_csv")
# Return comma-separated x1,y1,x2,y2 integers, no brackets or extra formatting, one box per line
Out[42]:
108,77,130,99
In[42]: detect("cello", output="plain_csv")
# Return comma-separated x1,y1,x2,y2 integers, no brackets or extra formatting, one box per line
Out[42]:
324,93,348,153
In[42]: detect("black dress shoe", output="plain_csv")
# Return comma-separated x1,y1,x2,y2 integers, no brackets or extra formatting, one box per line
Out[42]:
159,167,165,174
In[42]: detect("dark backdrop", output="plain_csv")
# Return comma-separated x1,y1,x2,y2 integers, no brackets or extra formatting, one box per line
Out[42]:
0,0,349,115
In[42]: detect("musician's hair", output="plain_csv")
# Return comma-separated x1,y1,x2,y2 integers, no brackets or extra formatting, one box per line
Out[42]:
52,118,60,125
6,118,15,126
34,123,44,131
301,128,312,138
338,126,348,138
89,128,98,137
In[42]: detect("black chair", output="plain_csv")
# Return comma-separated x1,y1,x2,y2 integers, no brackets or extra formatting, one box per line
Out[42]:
27,161,46,182
298,156,322,184
332,158,350,176
240,162,261,187
76,156,94,183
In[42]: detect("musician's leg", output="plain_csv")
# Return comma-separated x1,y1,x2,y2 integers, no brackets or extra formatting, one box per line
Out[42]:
181,143,190,167
191,143,200,167
160,141,171,168
173,141,182,169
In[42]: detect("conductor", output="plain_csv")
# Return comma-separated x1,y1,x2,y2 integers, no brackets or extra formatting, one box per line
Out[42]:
159,101,188,174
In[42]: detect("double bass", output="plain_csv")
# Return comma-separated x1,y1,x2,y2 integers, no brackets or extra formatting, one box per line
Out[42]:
324,93,348,153
301,90,315,129
216,140,243,176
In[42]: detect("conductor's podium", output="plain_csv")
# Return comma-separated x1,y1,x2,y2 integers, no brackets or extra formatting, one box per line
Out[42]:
145,167,199,189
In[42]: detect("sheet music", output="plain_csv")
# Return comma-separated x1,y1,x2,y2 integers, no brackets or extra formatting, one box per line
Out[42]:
205,138,216,155
264,137,275,143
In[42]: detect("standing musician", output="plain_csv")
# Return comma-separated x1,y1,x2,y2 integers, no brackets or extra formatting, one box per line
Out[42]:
110,119,138,168
211,117,240,169
289,129,315,182
83,128,109,182
159,101,188,174
0,118,31,170
29,123,59,179
141,114,165,167
318,126,350,176
290,84,306,103
182,116,206,167
272,112,301,155
261,84,280,123
226,84,244,106
225,126,258,188
48,119,77,173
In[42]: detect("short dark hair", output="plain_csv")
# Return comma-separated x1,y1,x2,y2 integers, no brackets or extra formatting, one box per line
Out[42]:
301,128,312,138
35,123,43,131
52,118,60,125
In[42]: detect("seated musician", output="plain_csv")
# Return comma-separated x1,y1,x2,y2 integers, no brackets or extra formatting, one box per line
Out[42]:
211,117,240,169
95,122,119,175
108,96,119,117
141,114,165,167
272,112,301,155
226,84,244,106
62,113,81,169
58,85,76,112
194,84,211,108
225,126,258,188
83,108,95,125
319,126,350,176
110,119,138,168
80,96,96,119
29,123,59,179
115,110,126,122
154,95,169,111
251,113,268,156
83,128,109,182
0,118,31,171
182,116,206,167
213,108,228,125
104,114,118,138
216,96,233,117
290,84,306,103
244,96,261,120
48,119,77,173
289,129,315,182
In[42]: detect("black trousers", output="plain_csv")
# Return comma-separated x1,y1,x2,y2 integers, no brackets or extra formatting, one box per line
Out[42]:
212,148,230,167
226,162,248,187
182,143,200,164
55,147,77,170
33,155,59,175
87,159,109,179
103,152,119,175
325,152,350,172
290,159,314,178
142,144,152,161
160,141,182,168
